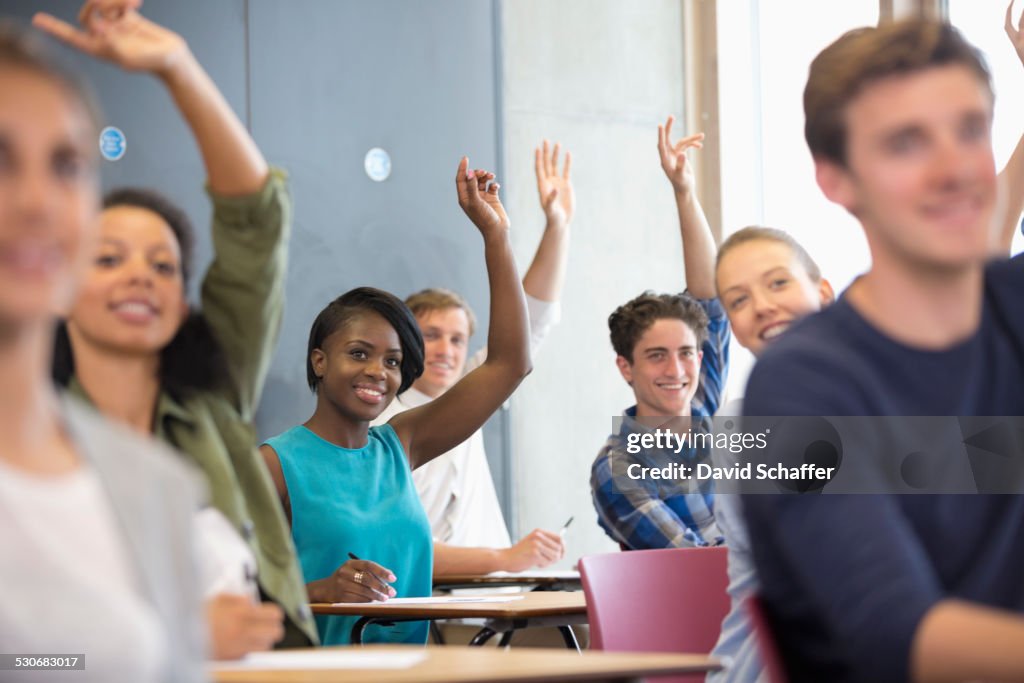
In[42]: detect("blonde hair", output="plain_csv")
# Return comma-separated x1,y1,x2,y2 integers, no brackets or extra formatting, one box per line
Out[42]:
404,288,477,336
717,226,822,284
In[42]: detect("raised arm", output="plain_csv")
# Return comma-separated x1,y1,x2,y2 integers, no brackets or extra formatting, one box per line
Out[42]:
34,2,268,194
658,115,717,298
996,0,1024,254
36,2,287,415
389,158,531,470
522,140,575,302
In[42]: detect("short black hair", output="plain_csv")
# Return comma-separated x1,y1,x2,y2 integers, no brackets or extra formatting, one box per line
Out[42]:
608,291,709,364
306,287,425,395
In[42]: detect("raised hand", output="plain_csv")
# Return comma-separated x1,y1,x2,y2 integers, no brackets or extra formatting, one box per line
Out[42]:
658,114,704,197
1007,0,1024,67
33,2,188,77
535,140,575,228
455,156,510,238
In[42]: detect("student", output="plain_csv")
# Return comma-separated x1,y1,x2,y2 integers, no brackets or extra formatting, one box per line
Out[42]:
34,3,314,654
0,22,204,682
740,18,1024,683
373,141,573,576
589,117,730,549
261,158,531,646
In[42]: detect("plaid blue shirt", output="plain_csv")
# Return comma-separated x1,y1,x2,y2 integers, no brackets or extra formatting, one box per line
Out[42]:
590,296,730,549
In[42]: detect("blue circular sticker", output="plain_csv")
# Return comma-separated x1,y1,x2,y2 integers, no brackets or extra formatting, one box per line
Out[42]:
99,126,127,161
364,147,391,182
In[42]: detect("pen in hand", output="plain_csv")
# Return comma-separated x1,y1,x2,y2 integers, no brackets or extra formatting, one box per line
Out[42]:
347,552,398,600
559,516,574,538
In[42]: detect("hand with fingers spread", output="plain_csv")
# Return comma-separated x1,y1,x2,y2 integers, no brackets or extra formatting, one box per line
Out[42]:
206,594,285,661
455,157,510,239
1008,0,1024,66
307,559,398,604
535,140,575,229
33,1,189,77
658,114,704,197
499,528,566,572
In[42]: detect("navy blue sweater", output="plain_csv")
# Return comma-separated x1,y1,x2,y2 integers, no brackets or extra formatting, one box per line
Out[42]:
742,254,1024,683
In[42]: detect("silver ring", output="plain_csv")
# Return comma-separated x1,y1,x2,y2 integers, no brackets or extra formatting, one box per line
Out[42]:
353,571,364,585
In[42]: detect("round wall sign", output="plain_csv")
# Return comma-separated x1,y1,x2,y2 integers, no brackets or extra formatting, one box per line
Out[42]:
99,126,127,161
364,147,391,182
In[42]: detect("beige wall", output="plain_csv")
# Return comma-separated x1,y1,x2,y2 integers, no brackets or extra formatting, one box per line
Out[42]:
500,0,692,562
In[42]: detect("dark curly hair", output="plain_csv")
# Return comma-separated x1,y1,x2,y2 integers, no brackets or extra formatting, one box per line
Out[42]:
53,188,229,397
608,291,709,363
306,287,425,395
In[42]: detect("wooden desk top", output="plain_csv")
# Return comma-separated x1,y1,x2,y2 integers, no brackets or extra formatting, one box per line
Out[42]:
211,645,720,683
311,590,586,619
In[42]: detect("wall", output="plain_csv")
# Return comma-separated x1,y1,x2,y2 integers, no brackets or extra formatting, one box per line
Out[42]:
499,0,692,559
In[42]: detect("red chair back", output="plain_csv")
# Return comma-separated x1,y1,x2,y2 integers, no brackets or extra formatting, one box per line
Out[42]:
579,546,729,653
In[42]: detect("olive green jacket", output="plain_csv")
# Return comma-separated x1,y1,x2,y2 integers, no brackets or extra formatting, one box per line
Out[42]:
70,169,317,646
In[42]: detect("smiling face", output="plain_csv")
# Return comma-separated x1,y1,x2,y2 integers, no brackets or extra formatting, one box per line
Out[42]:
0,66,98,327
616,318,703,418
716,239,833,357
816,65,996,275
310,311,403,423
412,306,470,398
66,204,188,356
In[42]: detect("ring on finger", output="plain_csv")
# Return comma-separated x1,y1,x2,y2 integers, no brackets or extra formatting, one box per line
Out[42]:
353,571,364,585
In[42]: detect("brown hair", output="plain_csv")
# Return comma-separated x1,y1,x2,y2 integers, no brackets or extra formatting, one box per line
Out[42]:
804,19,992,166
608,292,708,363
404,288,477,337
717,226,822,283
0,21,102,133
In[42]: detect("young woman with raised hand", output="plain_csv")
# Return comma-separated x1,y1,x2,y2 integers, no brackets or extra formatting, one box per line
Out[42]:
261,158,532,646
33,1,316,656
0,21,205,682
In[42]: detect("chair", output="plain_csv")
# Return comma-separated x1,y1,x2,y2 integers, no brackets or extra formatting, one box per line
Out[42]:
579,546,729,681
743,596,788,683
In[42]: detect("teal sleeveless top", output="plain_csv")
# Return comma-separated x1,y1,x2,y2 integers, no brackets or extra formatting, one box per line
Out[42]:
266,424,432,645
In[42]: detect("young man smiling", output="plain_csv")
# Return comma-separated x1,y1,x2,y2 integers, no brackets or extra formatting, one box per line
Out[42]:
590,118,730,549
742,16,1024,683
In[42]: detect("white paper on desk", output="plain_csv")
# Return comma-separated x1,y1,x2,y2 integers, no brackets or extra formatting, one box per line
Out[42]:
210,650,427,671
485,569,581,579
332,595,526,606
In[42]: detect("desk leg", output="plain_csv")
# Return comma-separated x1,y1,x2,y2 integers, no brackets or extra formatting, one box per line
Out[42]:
559,624,581,652
429,622,446,644
468,626,499,646
497,631,514,647
351,617,374,645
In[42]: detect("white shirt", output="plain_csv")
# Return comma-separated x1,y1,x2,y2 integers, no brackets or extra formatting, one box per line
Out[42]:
194,507,259,600
0,460,167,683
374,295,560,547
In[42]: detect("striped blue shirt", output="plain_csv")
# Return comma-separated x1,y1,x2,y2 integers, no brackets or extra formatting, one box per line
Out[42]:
591,296,730,549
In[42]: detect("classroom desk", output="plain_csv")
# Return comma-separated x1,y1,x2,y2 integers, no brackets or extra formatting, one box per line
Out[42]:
211,644,721,683
433,570,582,592
311,591,587,649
